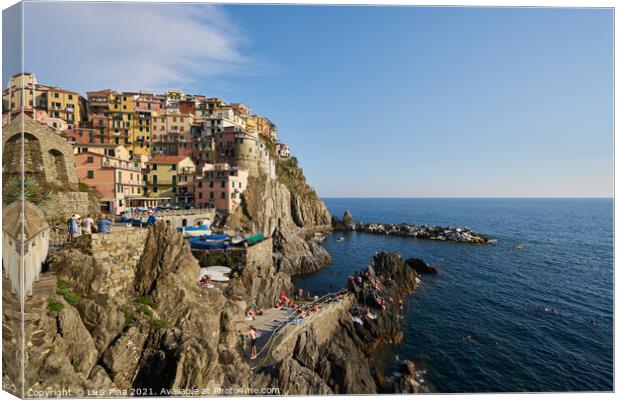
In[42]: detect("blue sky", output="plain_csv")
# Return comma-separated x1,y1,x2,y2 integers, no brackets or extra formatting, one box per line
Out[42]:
5,3,613,197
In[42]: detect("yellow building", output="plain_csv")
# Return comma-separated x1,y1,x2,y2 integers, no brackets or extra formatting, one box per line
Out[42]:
47,88,83,126
144,155,195,204
3,72,85,130
87,90,153,157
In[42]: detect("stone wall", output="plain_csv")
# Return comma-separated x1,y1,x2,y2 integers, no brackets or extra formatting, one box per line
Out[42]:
157,211,215,228
76,227,149,298
191,238,273,269
40,191,91,220
246,238,273,268
2,113,78,188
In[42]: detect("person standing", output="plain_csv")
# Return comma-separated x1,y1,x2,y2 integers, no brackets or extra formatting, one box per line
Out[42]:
82,213,97,235
67,214,80,242
241,326,258,359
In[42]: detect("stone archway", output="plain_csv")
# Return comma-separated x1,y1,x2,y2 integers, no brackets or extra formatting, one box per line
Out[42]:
2,132,43,178
48,149,68,185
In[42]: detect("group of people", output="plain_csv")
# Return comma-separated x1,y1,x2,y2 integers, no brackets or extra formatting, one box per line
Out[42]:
245,298,264,320
66,213,113,242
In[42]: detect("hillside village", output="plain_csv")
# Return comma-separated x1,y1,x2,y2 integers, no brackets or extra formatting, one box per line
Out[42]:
2,72,292,215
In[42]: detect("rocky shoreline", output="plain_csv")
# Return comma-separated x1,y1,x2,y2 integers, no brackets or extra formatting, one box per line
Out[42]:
333,212,495,244
253,251,434,394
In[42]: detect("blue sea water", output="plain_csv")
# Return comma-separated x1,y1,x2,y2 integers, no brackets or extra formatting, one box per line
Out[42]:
293,198,613,392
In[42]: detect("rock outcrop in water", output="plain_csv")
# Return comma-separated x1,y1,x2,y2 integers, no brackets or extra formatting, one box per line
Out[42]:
254,251,424,394
226,158,332,275
345,222,494,244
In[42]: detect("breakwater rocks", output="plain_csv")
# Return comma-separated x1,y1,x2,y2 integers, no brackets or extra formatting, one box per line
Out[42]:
254,251,426,394
344,222,495,244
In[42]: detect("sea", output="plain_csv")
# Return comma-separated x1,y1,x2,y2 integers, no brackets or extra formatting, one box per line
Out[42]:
293,198,613,393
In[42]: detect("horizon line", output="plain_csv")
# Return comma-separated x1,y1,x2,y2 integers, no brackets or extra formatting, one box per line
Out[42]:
319,196,614,199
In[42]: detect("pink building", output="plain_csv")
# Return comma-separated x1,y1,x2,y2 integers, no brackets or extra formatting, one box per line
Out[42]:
194,163,248,212
75,151,144,215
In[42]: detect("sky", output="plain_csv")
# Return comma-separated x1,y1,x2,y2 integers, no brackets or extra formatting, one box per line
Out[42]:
3,2,614,197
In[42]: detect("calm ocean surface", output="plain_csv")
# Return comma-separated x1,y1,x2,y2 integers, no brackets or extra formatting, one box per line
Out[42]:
293,198,613,392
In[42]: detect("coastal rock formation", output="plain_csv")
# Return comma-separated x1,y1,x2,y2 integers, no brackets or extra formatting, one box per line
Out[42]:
405,258,438,274
254,251,423,394
21,222,254,394
227,158,332,275
347,222,494,244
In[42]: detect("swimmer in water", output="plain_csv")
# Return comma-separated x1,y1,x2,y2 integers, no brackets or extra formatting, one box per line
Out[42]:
464,335,475,342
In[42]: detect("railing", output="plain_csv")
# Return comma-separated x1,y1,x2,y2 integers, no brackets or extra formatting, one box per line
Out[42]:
252,289,350,365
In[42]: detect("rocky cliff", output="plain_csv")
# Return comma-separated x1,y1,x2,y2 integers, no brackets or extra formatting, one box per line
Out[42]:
13,222,254,395
227,157,332,275
8,221,427,396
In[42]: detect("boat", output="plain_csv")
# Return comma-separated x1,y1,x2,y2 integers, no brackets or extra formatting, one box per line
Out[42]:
337,236,345,242
176,225,211,237
245,233,265,246
188,237,230,250
131,218,143,227
198,233,229,241
516,243,524,249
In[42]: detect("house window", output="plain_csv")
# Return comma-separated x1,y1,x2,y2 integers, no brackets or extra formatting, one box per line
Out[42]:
209,192,214,199
220,192,226,199
199,192,203,199
86,156,94,163
152,164,157,170
87,171,94,178
153,186,158,192
220,181,225,188
171,164,176,171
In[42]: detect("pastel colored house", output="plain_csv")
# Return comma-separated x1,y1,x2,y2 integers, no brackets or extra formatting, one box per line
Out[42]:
75,148,144,214
144,155,195,205
194,163,248,212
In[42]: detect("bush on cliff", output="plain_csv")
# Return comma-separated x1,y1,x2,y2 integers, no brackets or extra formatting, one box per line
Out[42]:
2,176,52,205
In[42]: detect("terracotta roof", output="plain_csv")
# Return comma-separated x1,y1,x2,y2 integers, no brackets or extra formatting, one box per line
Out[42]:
150,155,188,164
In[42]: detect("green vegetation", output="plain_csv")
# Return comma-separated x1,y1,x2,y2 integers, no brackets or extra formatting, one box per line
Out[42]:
123,309,133,328
78,182,91,192
276,157,320,201
136,305,154,319
259,133,276,156
47,298,63,313
2,176,53,205
71,361,83,373
149,318,171,330
56,280,82,306
135,304,170,330
135,295,157,309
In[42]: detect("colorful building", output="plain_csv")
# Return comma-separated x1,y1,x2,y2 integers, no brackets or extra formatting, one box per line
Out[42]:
75,148,144,214
194,163,248,211
144,155,196,205
2,72,85,130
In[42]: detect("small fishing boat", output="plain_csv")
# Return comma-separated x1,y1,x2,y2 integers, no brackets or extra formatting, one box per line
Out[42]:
516,243,524,249
177,225,211,237
188,237,230,250
337,237,345,242
198,233,229,241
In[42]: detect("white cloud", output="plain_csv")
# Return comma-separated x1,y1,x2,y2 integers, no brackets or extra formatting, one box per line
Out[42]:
23,2,249,92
